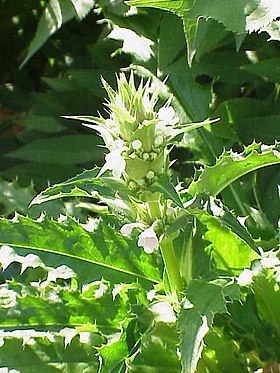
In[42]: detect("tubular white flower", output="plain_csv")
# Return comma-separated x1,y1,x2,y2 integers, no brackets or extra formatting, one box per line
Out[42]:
158,106,178,125
120,222,145,236
137,226,159,254
156,106,179,138
98,148,126,179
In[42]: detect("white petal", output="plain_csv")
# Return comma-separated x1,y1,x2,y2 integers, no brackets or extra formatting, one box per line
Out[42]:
120,222,145,236
98,149,126,179
150,301,176,323
137,227,159,254
237,269,254,286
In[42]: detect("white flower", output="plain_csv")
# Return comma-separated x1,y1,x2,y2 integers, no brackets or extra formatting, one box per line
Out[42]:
158,106,178,125
149,301,176,323
156,106,178,138
120,222,145,236
137,226,159,254
237,269,254,286
83,123,115,149
99,148,126,179
260,252,280,269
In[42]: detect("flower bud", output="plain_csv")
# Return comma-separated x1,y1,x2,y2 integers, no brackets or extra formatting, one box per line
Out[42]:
132,139,142,150
146,171,155,180
138,179,146,187
154,136,164,147
128,181,138,190
143,153,150,161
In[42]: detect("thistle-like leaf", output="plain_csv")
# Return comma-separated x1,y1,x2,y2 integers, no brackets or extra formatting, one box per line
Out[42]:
188,143,280,196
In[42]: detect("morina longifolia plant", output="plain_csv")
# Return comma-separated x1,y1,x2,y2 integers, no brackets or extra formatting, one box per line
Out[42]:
1,72,280,372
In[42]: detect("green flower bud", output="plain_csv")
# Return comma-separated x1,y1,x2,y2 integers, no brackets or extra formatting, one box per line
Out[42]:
146,170,155,180
128,181,138,190
143,153,150,161
138,179,146,187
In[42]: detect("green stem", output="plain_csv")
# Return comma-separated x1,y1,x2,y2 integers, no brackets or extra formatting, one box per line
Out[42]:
160,236,183,295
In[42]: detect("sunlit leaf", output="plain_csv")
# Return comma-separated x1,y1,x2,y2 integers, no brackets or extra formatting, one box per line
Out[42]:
188,144,280,196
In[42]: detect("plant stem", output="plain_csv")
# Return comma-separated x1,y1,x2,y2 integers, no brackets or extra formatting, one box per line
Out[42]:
160,236,183,295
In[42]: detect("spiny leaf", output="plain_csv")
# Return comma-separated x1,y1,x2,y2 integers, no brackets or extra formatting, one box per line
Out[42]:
149,175,184,207
253,274,280,337
196,212,258,273
31,168,136,221
179,280,228,373
31,168,100,205
0,215,162,283
186,0,259,34
125,0,192,15
183,17,226,65
188,143,280,196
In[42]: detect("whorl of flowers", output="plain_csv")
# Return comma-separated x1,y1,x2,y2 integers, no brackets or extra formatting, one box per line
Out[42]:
83,72,183,254
84,72,179,190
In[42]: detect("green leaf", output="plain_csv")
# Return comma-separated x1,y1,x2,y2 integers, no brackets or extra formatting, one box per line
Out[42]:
0,179,63,219
125,0,192,15
255,166,280,227
197,212,257,273
31,168,101,205
149,175,184,207
0,270,144,371
200,329,245,373
5,135,103,165
179,280,227,373
167,57,212,121
18,115,66,133
183,17,226,65
21,0,95,67
158,12,186,71
211,98,267,136
0,337,100,372
0,215,162,283
188,144,280,196
128,323,180,373
186,0,259,34
253,274,280,337
242,58,280,84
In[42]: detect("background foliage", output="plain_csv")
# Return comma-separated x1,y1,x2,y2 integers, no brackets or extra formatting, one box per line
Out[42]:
1,0,280,372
